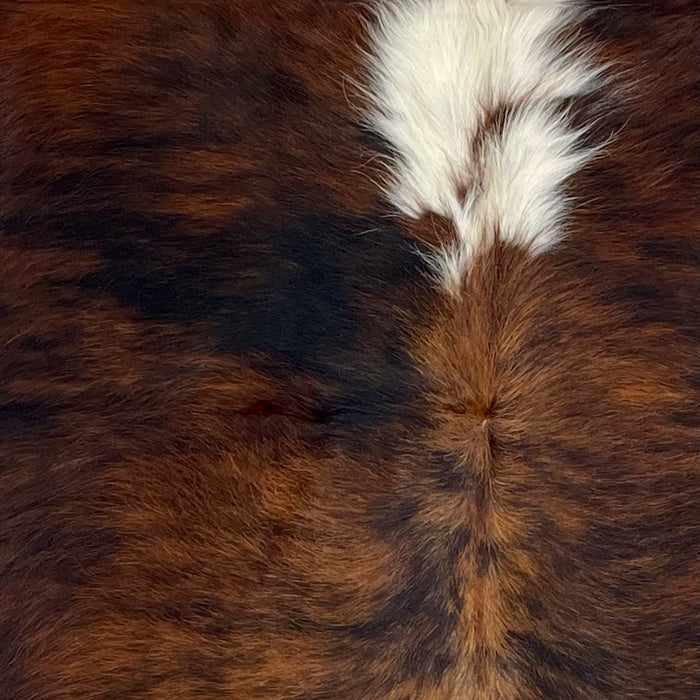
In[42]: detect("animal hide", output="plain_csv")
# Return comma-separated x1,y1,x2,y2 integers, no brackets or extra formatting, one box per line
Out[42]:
1,1,698,698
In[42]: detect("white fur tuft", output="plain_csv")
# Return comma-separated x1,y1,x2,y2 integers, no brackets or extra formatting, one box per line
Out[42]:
365,0,603,293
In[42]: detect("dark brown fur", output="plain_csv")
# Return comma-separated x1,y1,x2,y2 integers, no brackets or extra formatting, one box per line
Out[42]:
1,1,698,698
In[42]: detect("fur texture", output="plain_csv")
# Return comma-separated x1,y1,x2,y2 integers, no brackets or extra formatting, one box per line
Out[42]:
0,1,698,699
365,0,603,292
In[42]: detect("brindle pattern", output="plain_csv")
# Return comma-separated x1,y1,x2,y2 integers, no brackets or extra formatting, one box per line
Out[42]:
1,1,698,699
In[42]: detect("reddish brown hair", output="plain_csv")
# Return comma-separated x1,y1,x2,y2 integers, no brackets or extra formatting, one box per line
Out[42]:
1,1,698,698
